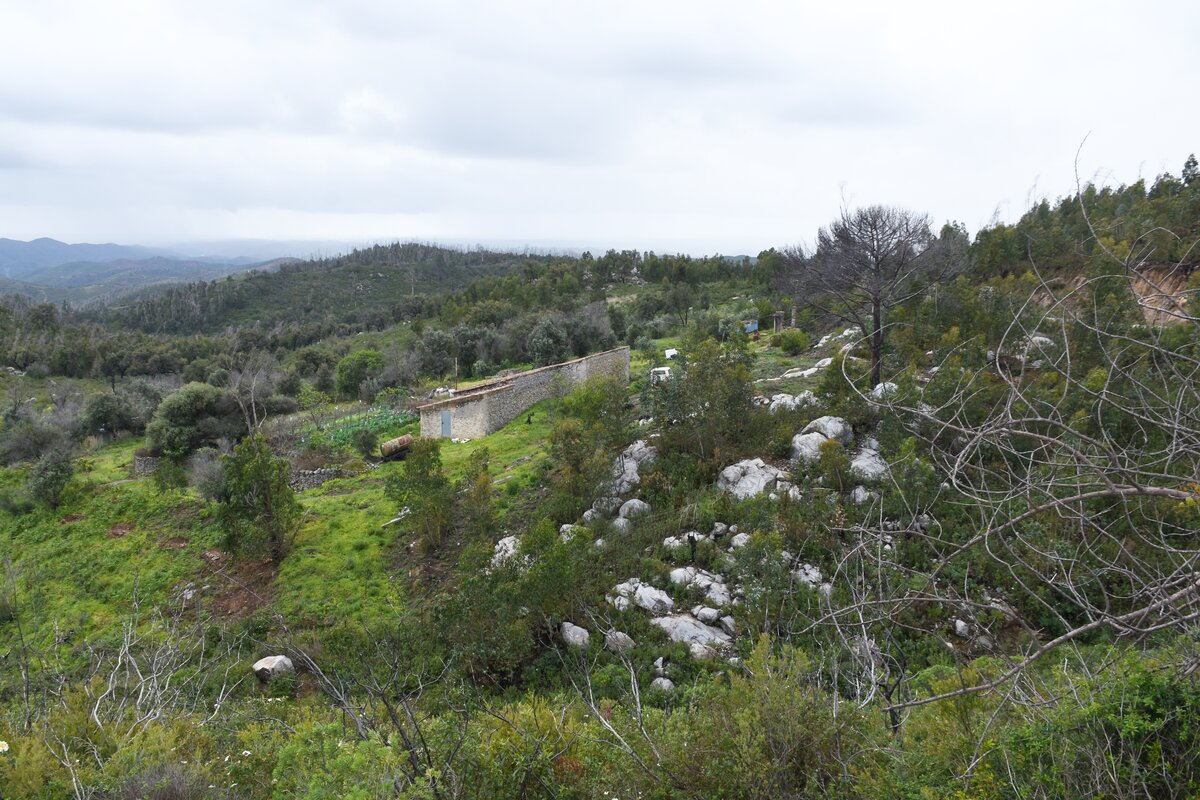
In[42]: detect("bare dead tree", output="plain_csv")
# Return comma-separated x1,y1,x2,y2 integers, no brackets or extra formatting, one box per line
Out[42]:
228,350,279,437
780,205,967,387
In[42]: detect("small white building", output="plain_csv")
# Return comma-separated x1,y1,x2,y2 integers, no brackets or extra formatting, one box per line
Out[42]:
650,366,672,384
664,348,678,360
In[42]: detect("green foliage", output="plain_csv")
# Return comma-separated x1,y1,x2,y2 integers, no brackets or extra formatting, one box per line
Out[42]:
775,327,809,355
145,382,243,458
528,317,569,366
385,437,455,552
348,426,378,458
25,450,74,507
218,436,301,564
648,336,755,463
333,349,384,399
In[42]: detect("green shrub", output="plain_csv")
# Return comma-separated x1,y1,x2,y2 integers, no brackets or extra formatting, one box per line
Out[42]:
26,451,74,507
350,426,379,458
219,436,302,564
334,349,384,399
776,328,810,355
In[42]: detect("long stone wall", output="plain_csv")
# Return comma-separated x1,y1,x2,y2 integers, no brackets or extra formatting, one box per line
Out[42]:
417,347,630,439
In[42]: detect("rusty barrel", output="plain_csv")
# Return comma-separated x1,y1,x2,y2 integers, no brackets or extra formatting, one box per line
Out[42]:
380,434,414,460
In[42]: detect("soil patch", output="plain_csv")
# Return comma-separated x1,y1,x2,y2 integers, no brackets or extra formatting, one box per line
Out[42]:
59,513,83,524
207,557,276,619
107,522,135,538
163,536,190,550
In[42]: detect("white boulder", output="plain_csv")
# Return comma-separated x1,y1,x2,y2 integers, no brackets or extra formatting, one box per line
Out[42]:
611,440,658,495
717,458,786,500
768,394,798,412
793,563,823,589
802,416,852,444
729,532,750,549
650,677,675,692
253,655,294,681
850,485,878,505
608,579,674,615
870,381,898,399
791,432,829,463
619,498,651,519
850,448,888,480
670,566,731,607
650,615,732,651
560,622,590,649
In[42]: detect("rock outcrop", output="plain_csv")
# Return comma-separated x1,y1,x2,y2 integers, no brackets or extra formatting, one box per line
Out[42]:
608,578,674,614
717,458,787,500
611,440,658,495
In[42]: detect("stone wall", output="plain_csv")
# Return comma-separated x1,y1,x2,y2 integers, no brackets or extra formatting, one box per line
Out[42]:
132,455,161,477
418,347,630,439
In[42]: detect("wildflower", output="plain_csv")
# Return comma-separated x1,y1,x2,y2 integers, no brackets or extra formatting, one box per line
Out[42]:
0,740,9,753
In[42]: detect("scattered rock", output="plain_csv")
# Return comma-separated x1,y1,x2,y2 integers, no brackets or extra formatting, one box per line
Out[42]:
802,416,852,444
729,532,750,549
719,615,736,636
768,393,798,412
850,485,878,505
611,517,633,534
691,605,721,624
793,563,823,589
611,440,658,495
870,381,898,399
253,655,294,682
651,615,731,651
654,656,668,676
619,498,651,519
850,448,888,480
608,579,674,614
561,622,590,649
650,676,675,692
605,630,635,654
953,618,970,638
791,432,829,462
670,566,731,607
773,479,802,501
717,458,786,499
592,496,622,516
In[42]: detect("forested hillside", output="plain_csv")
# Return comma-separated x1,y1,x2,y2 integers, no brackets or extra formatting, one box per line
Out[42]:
2,160,1200,799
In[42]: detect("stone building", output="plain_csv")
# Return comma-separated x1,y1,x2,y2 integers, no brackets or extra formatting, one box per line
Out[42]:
416,346,630,439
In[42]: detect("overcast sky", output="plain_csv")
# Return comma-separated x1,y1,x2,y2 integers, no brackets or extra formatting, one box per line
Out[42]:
1,1,1196,255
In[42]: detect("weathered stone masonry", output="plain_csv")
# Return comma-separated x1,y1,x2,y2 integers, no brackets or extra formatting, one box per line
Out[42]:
417,347,630,439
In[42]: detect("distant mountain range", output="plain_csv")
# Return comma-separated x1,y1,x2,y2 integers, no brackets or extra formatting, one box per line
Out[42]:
0,237,293,305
